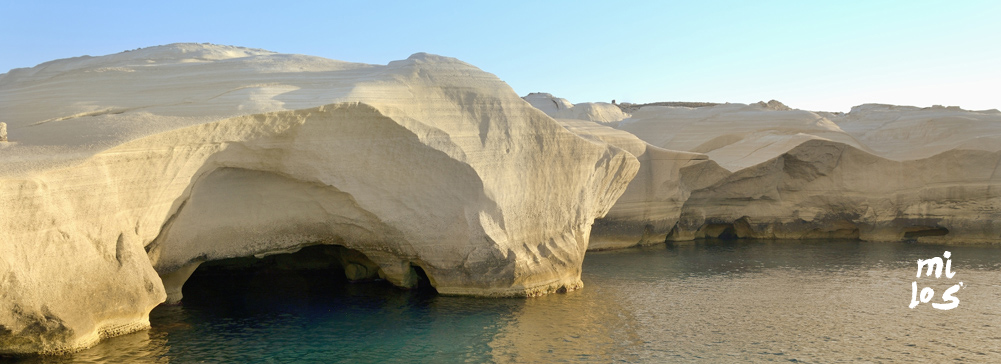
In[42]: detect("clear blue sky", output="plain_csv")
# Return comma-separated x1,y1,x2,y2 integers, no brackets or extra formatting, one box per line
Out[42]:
2,0,999,111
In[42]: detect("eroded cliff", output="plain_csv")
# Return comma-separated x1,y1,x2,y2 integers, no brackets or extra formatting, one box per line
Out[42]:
0,44,638,354
530,95,1001,248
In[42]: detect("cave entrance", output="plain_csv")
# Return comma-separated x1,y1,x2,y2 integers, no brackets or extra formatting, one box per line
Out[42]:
178,245,435,314
699,223,739,240
692,217,755,240
903,226,950,240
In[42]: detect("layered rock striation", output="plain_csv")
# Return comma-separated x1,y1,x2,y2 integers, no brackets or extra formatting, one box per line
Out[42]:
0,44,638,354
533,97,1001,248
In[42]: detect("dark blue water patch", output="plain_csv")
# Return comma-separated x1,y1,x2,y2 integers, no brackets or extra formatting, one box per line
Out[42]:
155,266,522,363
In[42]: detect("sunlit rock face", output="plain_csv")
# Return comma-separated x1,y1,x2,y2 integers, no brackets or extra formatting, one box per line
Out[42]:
0,44,638,354
542,99,1001,248
556,119,718,250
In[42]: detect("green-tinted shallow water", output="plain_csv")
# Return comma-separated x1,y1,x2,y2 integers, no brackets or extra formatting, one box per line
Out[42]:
8,240,1001,363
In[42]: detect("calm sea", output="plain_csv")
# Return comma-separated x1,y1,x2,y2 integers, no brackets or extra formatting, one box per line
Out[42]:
9,240,1001,363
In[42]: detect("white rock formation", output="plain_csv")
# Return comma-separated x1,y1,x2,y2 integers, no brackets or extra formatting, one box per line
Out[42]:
558,119,718,249
565,101,1001,247
833,104,1001,160
0,44,638,354
523,92,629,124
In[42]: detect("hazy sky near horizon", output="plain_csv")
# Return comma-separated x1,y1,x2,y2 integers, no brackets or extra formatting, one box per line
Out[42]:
2,0,998,112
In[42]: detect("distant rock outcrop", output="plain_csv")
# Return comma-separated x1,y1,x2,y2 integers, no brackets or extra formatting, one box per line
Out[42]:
549,99,1001,247
0,44,637,354
522,92,630,124
615,101,722,113
753,99,792,111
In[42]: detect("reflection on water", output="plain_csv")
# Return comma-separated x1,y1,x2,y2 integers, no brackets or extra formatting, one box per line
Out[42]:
8,240,1001,362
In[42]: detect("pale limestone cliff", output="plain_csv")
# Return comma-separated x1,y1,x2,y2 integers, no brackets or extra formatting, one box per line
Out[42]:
0,44,638,354
558,119,722,249
545,98,1001,248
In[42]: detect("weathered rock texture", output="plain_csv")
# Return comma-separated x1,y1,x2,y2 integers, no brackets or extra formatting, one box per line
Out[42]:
0,44,637,354
535,98,1001,248
557,119,714,249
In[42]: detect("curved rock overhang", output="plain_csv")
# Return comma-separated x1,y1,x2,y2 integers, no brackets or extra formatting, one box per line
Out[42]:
1,46,640,355
0,102,638,355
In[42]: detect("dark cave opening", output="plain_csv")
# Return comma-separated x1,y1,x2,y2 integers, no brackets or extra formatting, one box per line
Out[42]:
903,226,950,240
717,225,739,240
179,245,436,314
699,223,739,240
412,265,435,291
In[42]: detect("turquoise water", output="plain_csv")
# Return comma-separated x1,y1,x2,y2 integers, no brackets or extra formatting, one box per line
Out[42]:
9,240,1001,362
